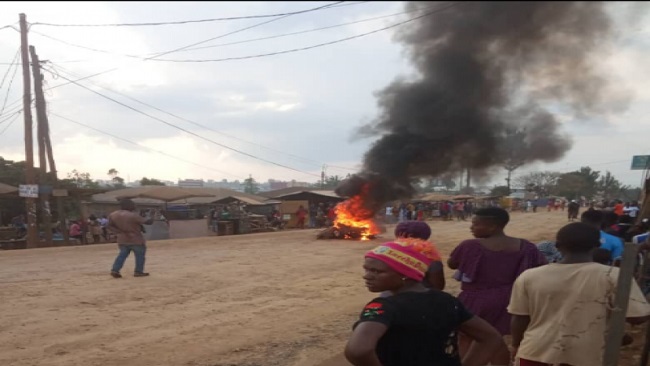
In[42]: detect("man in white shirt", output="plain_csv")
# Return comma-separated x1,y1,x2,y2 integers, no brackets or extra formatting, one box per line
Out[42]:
624,202,640,218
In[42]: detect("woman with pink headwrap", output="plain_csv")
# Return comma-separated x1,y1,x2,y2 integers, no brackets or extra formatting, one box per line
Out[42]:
344,242,507,366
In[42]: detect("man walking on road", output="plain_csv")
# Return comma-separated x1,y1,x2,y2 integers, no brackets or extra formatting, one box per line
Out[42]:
108,199,153,278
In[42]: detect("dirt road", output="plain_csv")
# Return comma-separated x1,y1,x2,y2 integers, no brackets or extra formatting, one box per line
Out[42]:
0,211,642,366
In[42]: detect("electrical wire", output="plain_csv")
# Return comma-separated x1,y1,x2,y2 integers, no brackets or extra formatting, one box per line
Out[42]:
0,49,20,90
42,67,321,178
26,28,145,60
26,3,446,60
29,2,366,27
149,2,459,63
0,52,21,118
48,62,356,172
0,109,22,124
45,67,120,91
0,67,119,114
177,4,445,53
145,1,347,60
0,110,21,136
0,102,23,119
49,112,246,179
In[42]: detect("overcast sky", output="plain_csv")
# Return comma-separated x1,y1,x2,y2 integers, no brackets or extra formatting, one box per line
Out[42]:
0,1,649,188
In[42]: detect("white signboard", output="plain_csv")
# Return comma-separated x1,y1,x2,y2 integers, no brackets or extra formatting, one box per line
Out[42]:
52,189,68,197
19,184,39,198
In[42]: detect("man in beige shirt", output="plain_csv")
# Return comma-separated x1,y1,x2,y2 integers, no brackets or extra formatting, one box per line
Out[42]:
108,199,153,278
508,222,650,366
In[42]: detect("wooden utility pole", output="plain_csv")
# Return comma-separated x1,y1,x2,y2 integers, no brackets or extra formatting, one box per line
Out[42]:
603,242,638,366
19,13,38,248
30,45,53,246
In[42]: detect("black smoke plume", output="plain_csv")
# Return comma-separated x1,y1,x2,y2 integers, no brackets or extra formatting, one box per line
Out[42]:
337,1,620,206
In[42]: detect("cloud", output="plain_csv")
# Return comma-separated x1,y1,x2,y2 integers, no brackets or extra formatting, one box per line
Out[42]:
0,1,648,189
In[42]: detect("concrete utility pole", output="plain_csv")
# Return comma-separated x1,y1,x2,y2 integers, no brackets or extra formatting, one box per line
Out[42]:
19,13,38,248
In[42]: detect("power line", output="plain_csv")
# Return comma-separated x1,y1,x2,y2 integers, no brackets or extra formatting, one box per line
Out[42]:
26,28,145,60
169,3,446,53
0,67,119,116
0,51,20,118
0,102,23,119
149,2,459,63
146,1,346,60
26,4,442,60
0,110,21,136
0,109,22,124
29,1,367,27
49,112,245,179
0,48,20,90
49,62,354,171
42,67,320,178
45,67,120,91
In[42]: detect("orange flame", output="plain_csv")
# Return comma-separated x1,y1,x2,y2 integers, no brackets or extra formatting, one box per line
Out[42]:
332,185,380,241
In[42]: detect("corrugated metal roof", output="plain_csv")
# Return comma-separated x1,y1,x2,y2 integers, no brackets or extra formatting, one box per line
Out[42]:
90,186,269,205
258,187,316,198
275,190,341,199
0,182,18,195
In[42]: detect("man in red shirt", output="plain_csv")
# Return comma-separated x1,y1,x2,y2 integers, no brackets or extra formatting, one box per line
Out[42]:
614,200,624,216
108,199,153,278
295,205,308,229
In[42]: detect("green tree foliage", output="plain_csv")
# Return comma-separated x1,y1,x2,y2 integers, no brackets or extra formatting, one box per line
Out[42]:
554,167,603,200
490,185,511,197
140,177,166,186
66,169,100,189
244,175,259,194
513,171,561,196
597,171,628,201
107,168,125,188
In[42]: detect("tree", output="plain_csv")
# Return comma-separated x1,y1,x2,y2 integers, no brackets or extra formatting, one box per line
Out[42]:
315,175,343,189
140,177,166,186
243,175,259,194
0,157,27,186
501,129,527,193
107,168,126,188
513,171,561,197
574,167,600,199
597,171,627,201
66,169,100,188
439,172,457,191
490,185,511,197
620,187,642,203
555,173,587,200
554,167,602,200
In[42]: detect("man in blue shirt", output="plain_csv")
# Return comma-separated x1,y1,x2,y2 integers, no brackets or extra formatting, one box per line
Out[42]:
581,210,624,263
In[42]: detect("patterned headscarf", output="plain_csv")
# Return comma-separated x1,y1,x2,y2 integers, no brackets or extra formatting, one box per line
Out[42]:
366,242,432,281
537,241,563,263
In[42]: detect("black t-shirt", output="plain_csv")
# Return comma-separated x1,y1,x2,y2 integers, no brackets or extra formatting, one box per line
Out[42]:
353,290,473,366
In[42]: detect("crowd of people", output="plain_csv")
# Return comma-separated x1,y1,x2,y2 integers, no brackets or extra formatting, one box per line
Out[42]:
344,206,650,366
